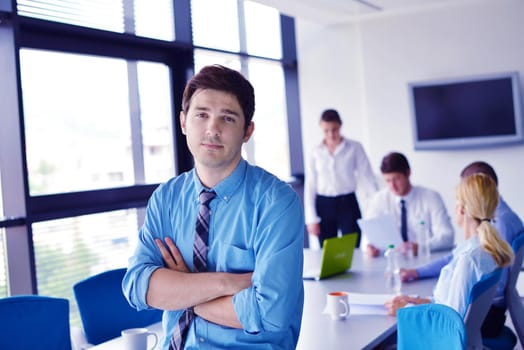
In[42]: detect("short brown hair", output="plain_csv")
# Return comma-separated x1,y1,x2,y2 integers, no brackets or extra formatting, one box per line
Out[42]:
460,161,498,186
320,109,342,124
182,65,255,133
380,152,410,175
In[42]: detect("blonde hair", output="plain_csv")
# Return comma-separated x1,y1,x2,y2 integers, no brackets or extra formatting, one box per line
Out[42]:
456,173,514,267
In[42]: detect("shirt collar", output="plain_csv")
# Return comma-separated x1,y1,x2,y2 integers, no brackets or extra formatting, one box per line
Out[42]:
192,158,246,203
398,185,417,203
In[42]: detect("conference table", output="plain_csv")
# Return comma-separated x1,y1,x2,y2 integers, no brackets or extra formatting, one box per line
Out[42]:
90,248,444,350
298,248,441,350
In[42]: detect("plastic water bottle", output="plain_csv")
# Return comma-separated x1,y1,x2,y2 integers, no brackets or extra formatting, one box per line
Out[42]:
417,220,431,261
384,244,402,295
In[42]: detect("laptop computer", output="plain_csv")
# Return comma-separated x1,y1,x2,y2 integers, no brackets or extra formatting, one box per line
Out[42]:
357,214,403,251
303,233,358,281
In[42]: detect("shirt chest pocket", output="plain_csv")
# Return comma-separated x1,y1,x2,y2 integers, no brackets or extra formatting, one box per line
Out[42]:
214,241,255,273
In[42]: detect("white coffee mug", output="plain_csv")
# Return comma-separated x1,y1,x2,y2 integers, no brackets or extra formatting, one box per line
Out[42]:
326,291,350,320
121,328,158,350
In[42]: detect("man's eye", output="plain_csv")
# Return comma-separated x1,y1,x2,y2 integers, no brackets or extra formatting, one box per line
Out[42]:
195,113,207,119
224,116,236,123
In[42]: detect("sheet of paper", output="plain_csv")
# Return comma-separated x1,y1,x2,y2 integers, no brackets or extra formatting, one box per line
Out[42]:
357,214,403,250
344,292,395,315
346,292,395,305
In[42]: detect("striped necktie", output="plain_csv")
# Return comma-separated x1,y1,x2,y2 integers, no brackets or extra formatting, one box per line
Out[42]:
169,190,216,350
400,199,408,242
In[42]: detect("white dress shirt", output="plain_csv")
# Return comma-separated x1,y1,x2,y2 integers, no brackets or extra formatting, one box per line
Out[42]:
365,185,455,251
304,138,377,224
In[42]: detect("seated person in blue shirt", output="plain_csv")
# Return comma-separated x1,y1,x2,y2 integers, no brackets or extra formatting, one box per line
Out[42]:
122,65,305,349
400,161,523,337
385,173,514,319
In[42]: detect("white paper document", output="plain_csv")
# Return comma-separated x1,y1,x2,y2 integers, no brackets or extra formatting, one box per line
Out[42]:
345,292,395,315
357,214,403,250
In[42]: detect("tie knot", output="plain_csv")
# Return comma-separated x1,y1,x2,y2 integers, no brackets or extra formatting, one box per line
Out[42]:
400,199,406,207
199,191,216,207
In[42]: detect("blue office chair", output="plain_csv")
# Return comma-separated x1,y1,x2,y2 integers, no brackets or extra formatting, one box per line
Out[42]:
0,295,72,350
504,231,524,345
397,303,467,350
464,268,506,350
73,268,163,345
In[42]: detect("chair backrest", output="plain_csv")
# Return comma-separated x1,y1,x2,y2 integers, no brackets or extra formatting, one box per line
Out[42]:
0,295,72,350
73,268,163,345
464,268,502,350
397,303,467,350
506,231,524,345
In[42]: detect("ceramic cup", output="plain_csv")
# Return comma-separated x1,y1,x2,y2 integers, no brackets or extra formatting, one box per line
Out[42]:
326,291,350,320
121,327,158,350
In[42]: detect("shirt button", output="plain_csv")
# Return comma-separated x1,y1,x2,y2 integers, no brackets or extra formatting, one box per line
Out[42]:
199,337,205,343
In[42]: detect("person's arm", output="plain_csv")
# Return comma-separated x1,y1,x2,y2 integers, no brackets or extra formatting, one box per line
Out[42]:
233,186,304,334
354,142,378,196
304,149,320,227
400,253,453,282
416,253,453,278
194,296,240,328
148,237,251,318
427,192,455,251
384,295,431,316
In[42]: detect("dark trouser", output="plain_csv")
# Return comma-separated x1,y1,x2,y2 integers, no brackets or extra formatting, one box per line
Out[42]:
481,304,507,338
315,192,362,248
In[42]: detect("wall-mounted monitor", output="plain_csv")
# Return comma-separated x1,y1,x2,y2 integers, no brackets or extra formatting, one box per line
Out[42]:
408,71,524,150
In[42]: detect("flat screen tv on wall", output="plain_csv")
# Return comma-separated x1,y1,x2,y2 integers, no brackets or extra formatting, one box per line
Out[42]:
408,71,524,150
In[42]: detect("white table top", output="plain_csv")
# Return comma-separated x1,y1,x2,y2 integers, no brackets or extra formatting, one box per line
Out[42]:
90,248,443,350
297,248,441,350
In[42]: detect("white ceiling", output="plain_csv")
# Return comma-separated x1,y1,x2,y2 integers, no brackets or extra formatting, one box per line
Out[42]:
252,0,480,24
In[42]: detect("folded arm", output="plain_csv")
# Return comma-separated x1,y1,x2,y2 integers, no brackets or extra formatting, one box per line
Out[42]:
147,237,251,328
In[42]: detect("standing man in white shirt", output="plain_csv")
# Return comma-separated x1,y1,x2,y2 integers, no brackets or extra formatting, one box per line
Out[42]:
304,109,378,248
365,152,454,257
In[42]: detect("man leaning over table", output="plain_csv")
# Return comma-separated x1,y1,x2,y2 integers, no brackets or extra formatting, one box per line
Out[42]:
122,65,304,349
400,161,524,338
364,152,455,257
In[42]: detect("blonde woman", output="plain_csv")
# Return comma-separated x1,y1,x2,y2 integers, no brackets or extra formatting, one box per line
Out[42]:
385,173,514,317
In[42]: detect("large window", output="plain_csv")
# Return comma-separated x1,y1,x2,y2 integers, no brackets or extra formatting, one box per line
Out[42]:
33,210,138,326
20,49,175,195
17,0,175,40
192,0,290,178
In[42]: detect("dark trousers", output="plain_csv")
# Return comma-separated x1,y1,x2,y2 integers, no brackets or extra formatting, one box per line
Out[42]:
481,304,507,338
315,192,362,248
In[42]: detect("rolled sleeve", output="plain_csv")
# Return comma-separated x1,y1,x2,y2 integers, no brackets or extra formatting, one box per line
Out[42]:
233,188,304,334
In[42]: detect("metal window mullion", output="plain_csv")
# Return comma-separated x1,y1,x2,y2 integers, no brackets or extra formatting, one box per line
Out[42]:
0,19,34,295
236,0,255,164
127,61,145,185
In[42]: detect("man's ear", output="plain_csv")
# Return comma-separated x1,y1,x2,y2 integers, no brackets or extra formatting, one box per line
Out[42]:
180,111,187,135
243,122,255,142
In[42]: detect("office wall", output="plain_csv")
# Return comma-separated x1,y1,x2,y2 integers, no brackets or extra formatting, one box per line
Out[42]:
296,0,524,242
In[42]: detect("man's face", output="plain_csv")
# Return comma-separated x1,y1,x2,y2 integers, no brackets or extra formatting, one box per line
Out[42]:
320,120,342,148
383,171,411,197
181,88,254,175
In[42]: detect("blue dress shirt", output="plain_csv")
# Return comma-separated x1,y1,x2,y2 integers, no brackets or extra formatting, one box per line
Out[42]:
122,159,305,349
417,197,523,307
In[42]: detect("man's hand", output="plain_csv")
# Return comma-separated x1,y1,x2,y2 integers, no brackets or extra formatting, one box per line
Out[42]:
155,237,189,273
399,268,419,282
366,243,380,258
